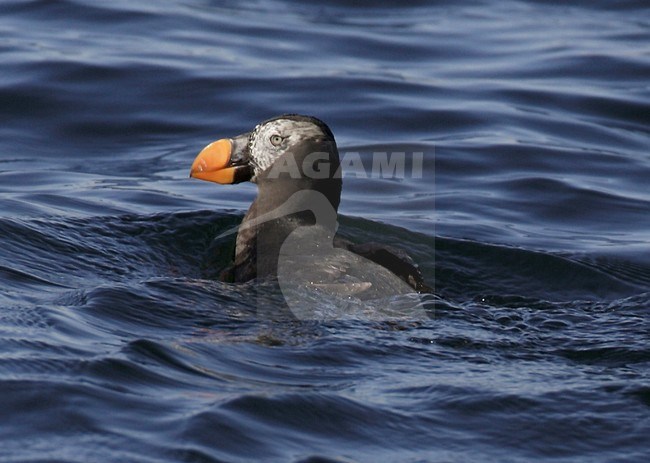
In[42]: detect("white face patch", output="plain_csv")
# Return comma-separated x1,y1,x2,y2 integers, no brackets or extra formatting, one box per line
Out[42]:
248,118,327,181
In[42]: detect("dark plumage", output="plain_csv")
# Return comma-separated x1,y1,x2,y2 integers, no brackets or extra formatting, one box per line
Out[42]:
190,114,430,298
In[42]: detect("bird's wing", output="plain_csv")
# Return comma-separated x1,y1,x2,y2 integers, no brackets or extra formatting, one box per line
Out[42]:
334,236,432,293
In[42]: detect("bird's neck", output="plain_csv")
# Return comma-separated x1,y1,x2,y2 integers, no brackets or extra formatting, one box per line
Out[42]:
232,138,342,280
234,177,341,280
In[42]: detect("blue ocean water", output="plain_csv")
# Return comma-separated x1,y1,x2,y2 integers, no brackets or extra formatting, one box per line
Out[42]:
1,1,649,462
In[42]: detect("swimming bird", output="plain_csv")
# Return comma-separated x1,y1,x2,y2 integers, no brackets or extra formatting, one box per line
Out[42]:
190,114,430,298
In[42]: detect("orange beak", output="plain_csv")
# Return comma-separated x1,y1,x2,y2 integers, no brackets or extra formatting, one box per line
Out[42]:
189,139,240,184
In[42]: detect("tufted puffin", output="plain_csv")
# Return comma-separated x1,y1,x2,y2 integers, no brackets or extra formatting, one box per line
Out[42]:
190,114,431,299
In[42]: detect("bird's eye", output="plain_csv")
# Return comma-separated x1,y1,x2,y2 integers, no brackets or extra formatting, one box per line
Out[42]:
270,135,283,146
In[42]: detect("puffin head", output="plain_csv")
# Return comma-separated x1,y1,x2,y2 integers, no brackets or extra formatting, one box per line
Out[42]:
190,114,340,187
